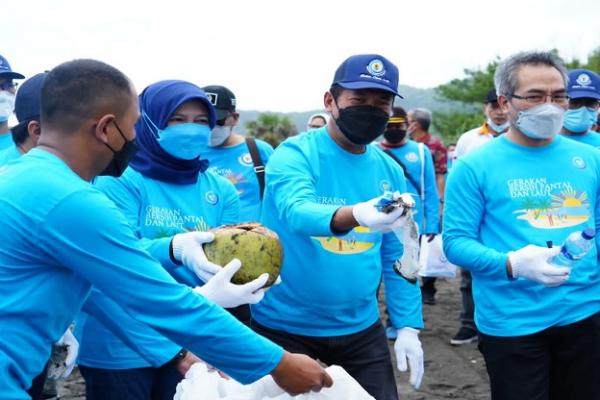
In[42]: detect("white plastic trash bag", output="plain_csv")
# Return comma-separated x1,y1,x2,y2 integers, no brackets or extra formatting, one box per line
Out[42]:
418,235,457,278
174,363,375,400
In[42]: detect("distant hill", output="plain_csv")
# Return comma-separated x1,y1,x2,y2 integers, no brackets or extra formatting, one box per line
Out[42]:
237,85,473,134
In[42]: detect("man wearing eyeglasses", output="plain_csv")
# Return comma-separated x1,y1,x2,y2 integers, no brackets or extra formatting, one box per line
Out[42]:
443,51,600,399
560,69,600,148
0,54,25,151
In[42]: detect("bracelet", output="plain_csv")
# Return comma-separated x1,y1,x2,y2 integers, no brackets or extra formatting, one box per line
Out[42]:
167,348,188,367
169,239,183,266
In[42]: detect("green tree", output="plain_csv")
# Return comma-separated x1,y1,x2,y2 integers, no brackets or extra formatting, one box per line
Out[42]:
431,59,499,143
564,47,600,73
245,113,298,148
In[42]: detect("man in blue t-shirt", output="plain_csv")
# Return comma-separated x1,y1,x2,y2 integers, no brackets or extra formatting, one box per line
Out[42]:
200,85,275,325
560,68,600,148
0,72,47,167
0,54,25,151
201,85,274,223
444,51,600,400
251,54,425,400
0,59,331,399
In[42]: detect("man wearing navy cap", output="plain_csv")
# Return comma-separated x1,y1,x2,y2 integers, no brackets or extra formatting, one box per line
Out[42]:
561,68,600,148
251,54,425,399
0,54,25,151
0,72,46,166
448,88,509,346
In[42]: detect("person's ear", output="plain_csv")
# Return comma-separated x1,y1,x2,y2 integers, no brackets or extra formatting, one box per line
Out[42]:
230,112,240,124
324,91,334,113
27,120,41,139
95,114,116,144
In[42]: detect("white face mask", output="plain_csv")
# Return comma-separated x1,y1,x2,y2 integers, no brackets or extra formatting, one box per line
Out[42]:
515,103,565,140
209,125,232,147
0,91,15,122
486,118,510,134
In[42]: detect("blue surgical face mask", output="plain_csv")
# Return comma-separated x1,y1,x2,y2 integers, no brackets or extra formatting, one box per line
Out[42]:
515,103,565,140
562,106,597,134
0,91,15,123
143,112,209,160
209,125,232,147
486,118,510,134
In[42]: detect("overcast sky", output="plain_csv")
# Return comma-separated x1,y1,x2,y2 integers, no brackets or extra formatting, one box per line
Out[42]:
3,0,599,112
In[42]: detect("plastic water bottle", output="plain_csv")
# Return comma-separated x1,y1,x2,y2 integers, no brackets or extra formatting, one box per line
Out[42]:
550,228,596,266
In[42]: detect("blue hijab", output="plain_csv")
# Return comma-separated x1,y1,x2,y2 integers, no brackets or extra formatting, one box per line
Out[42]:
128,80,217,184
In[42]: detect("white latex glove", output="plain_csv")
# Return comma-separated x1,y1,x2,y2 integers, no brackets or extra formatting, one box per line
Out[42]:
172,231,222,282
394,327,424,389
55,328,79,379
508,245,569,286
193,259,268,308
352,194,410,232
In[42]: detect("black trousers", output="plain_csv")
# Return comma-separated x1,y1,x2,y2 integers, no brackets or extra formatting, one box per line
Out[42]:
252,320,398,400
79,364,182,400
26,362,48,400
478,311,600,400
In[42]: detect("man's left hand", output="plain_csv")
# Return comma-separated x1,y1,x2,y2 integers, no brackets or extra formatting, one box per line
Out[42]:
394,327,424,389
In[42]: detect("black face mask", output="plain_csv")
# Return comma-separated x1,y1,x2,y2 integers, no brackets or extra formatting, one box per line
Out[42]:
100,120,138,177
383,128,407,144
334,103,390,145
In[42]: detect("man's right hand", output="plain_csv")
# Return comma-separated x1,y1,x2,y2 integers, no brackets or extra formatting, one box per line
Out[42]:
508,244,569,286
352,194,410,232
270,351,333,396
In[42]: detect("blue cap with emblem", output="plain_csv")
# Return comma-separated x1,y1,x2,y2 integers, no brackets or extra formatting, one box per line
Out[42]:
567,69,600,100
332,54,402,98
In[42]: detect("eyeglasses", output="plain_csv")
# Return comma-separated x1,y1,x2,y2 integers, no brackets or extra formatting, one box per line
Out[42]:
0,81,17,91
511,92,569,105
569,98,600,110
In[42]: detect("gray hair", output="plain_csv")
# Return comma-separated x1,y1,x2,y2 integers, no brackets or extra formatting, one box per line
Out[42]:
494,51,568,97
410,108,432,131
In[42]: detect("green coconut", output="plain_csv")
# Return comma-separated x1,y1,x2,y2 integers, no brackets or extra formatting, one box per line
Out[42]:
203,222,283,286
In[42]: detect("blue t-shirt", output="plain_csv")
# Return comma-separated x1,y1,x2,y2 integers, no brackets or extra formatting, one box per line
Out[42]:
77,167,240,369
0,145,21,166
0,149,281,399
202,138,274,222
252,128,423,336
378,140,440,234
0,132,14,151
443,135,600,336
562,130,600,149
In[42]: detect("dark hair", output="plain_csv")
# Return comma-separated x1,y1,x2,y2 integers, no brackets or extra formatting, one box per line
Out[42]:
392,106,407,118
41,59,133,132
329,84,344,101
10,120,32,145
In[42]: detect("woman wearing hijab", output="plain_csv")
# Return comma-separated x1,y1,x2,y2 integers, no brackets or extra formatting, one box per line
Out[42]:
75,80,270,399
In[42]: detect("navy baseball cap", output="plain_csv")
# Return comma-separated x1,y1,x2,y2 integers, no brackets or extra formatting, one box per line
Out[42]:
567,69,600,100
332,54,403,98
202,85,236,121
15,72,47,122
0,54,25,80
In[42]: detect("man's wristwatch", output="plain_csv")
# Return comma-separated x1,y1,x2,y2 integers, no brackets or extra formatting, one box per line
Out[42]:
167,348,188,367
